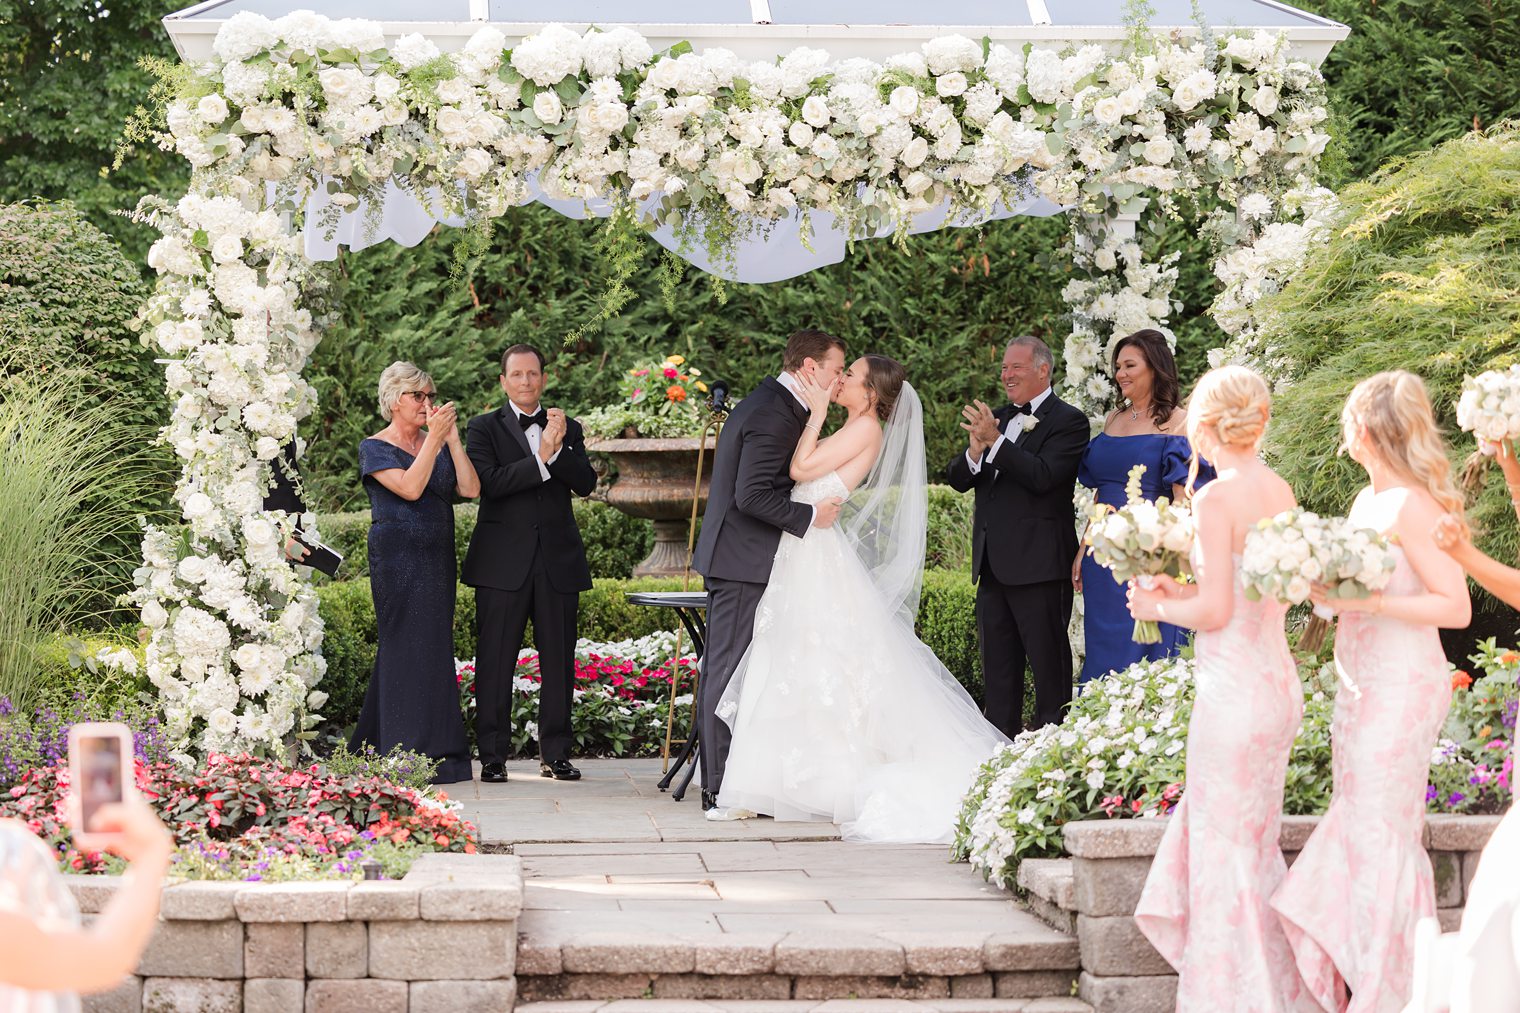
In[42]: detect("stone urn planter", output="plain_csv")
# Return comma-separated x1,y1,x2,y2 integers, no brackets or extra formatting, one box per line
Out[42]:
584,436,718,578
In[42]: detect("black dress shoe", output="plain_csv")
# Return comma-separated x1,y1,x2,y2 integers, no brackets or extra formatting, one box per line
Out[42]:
540,759,581,781
479,762,508,783
701,790,718,811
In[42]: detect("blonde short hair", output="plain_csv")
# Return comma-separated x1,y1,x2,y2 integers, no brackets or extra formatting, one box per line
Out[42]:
1186,365,1271,493
1342,370,1463,516
377,361,432,422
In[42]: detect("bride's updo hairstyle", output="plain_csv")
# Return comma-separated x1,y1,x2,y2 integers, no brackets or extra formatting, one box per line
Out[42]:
863,354,907,422
1184,365,1271,493
1341,370,1464,516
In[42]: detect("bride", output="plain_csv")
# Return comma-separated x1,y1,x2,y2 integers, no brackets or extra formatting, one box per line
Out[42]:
715,353,1010,843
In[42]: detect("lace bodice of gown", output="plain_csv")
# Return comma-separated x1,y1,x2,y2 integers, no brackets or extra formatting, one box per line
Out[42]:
790,471,848,506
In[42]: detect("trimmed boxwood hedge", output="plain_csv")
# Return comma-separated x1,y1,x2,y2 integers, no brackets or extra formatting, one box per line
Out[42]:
312,485,975,583
314,569,981,734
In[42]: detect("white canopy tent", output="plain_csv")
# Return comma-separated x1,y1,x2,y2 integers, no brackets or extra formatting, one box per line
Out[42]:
167,1,1347,282
164,0,1348,66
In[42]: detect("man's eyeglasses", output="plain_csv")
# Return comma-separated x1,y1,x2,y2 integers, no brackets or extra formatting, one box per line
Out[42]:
401,391,438,404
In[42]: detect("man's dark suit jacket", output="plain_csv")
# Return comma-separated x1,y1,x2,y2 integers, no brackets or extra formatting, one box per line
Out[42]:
461,406,597,594
691,377,813,584
945,393,1090,586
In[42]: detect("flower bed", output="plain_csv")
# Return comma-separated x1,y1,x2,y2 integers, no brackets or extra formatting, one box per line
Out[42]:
1,751,477,880
456,630,697,757
954,639,1519,887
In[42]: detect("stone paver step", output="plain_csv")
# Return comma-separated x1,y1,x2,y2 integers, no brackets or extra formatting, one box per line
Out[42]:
517,1000,1095,1012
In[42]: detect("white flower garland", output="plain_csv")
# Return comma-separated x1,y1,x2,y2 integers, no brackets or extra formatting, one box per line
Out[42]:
135,14,1330,757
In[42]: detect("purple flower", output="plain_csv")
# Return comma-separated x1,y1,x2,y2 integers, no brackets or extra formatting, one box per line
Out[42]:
1425,784,1439,802
1447,791,1466,805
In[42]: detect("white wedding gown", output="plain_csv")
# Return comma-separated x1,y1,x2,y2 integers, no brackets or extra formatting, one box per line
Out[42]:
715,470,1010,843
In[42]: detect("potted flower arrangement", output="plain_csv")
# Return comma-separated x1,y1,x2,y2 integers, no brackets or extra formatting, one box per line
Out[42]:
579,354,721,577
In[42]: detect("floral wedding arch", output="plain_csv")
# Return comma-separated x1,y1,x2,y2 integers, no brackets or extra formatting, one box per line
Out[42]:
131,8,1342,758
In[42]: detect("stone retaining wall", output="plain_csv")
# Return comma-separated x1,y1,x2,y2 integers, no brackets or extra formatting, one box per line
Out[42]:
1052,813,1503,1013
67,853,523,1013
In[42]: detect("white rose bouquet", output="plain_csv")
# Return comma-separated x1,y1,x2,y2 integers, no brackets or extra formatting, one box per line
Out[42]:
1455,365,1520,489
1241,508,1397,653
1083,464,1195,644
1455,365,1520,448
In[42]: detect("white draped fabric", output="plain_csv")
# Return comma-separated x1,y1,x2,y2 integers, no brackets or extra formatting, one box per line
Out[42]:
292,175,1066,283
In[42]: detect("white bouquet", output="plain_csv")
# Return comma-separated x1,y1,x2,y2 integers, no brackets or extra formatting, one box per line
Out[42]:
1083,464,1195,644
1241,508,1397,652
1455,365,1520,448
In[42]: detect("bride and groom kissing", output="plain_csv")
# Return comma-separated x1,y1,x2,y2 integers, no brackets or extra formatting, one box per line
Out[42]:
691,329,1070,844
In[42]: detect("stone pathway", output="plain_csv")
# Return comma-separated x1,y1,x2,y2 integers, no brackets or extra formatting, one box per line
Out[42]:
472,760,1090,1010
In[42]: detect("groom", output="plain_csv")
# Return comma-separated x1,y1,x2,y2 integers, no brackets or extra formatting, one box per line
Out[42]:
946,335,1089,735
691,329,847,819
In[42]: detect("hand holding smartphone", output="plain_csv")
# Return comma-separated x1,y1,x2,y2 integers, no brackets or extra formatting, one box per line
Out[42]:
67,722,132,851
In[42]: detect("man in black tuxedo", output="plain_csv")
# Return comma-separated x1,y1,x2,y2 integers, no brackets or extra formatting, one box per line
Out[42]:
463,344,597,783
691,329,846,819
946,336,1089,735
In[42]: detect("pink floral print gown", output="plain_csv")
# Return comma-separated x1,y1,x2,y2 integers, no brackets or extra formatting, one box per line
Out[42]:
1134,554,1318,1011
1272,547,1452,1013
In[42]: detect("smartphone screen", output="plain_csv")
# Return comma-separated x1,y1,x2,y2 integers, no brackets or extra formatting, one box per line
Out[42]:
78,734,126,833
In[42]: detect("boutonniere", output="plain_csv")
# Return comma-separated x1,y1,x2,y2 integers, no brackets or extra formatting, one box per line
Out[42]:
1011,414,1039,435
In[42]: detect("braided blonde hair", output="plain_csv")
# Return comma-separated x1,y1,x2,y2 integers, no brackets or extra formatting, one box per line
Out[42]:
1185,365,1271,493
1342,371,1463,515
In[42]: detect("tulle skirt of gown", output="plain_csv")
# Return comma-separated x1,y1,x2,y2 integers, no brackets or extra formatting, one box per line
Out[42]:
1272,549,1452,1013
1134,566,1319,1012
715,475,1008,844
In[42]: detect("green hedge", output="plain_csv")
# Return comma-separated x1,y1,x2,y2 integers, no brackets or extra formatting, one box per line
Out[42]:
312,485,973,582
314,569,981,734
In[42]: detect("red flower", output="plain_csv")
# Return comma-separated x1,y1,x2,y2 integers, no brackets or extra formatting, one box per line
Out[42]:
1452,670,1473,690
666,385,687,402
663,367,679,379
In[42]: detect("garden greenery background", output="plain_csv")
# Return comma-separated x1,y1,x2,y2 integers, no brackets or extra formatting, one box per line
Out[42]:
2,0,1520,682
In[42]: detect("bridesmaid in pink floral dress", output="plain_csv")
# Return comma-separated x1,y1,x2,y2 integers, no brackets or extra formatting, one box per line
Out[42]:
1128,366,1317,1011
1272,371,1472,1013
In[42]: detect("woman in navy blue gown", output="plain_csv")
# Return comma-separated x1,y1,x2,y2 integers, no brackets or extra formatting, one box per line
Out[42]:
351,361,480,784
1074,330,1212,686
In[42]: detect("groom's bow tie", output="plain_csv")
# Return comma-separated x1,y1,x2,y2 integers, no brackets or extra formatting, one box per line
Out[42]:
518,409,548,430
1007,402,1032,415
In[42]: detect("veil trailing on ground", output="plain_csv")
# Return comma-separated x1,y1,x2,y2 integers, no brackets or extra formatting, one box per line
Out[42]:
840,381,928,628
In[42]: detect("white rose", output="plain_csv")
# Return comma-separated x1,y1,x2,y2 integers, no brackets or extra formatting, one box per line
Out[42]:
183,493,214,520
455,147,493,180
437,77,472,106
1251,86,1280,117
889,86,921,118
533,91,564,125
801,95,831,128
319,66,371,107
211,234,243,264
788,121,814,147
373,73,401,104
1094,247,1118,271
900,135,930,168
208,708,238,737
1142,137,1175,165
1092,96,1123,126
142,599,169,630
936,72,968,98
197,94,230,125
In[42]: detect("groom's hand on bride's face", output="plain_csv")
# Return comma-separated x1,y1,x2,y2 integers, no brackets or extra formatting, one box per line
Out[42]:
812,497,842,528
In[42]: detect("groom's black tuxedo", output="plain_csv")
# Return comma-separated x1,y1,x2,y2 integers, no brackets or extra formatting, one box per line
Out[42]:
463,405,597,766
691,376,812,799
946,391,1089,733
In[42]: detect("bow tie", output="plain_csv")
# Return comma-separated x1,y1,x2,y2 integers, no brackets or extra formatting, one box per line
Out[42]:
518,409,548,430
1008,402,1032,415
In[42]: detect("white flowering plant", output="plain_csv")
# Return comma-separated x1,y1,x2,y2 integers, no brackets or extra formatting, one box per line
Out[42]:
1082,464,1195,643
131,12,1331,758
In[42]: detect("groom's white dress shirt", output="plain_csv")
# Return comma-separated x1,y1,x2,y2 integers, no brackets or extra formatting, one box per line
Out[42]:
965,385,1053,475
510,400,560,482
777,372,818,525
